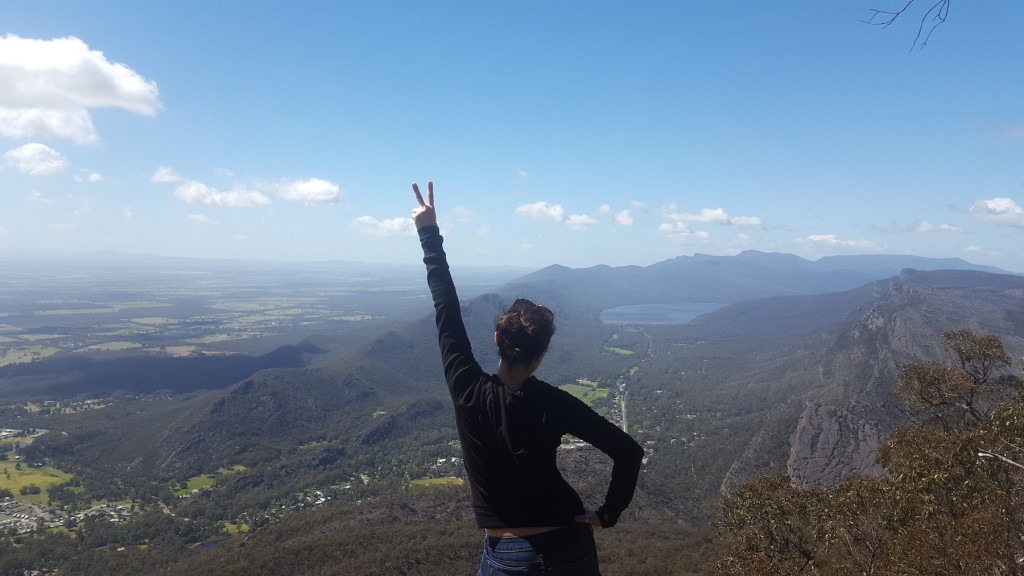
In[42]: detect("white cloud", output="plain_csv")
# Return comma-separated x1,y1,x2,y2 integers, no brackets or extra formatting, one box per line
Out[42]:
352,215,415,237
75,171,103,183
476,225,491,236
0,108,97,144
663,204,760,227
276,177,341,204
565,214,599,230
665,205,729,224
516,201,565,222
964,245,1000,257
4,143,67,175
151,166,182,183
28,191,51,203
658,222,710,242
970,197,1024,228
121,206,133,219
599,204,633,225
166,172,338,208
805,234,879,250
1008,126,1024,138
0,35,159,143
188,213,213,224
915,220,962,234
729,216,763,227
173,180,271,208
453,205,474,220
517,170,530,181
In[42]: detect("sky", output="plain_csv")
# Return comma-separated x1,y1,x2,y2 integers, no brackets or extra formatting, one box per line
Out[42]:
1,1,1022,272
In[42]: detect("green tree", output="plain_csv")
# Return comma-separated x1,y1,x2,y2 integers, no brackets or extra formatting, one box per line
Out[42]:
716,476,827,575
19,484,41,496
716,329,1024,575
894,329,1020,433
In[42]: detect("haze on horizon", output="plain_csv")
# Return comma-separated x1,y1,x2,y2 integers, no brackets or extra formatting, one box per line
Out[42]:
1,2,1022,273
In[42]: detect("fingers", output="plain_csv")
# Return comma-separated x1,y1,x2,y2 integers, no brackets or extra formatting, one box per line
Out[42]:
412,182,425,207
412,181,434,209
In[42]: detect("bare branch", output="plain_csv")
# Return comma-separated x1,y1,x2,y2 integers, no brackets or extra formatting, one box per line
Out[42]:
916,0,950,49
865,0,952,51
863,0,918,28
977,449,1024,471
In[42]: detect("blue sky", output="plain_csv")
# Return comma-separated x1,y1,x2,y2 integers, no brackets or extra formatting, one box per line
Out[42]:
1,1,1022,272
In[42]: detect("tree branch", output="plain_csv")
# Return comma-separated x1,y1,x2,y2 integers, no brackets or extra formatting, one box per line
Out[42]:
864,0,951,50
977,449,1024,471
863,0,918,28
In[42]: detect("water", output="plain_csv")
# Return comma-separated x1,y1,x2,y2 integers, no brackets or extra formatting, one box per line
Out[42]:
599,303,721,324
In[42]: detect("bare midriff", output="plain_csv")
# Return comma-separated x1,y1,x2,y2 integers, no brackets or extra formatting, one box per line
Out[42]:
484,526,562,537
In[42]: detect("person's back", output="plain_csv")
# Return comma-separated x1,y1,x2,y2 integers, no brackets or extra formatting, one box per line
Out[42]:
411,181,644,575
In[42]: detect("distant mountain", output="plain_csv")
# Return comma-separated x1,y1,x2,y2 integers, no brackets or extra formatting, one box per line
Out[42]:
648,268,1024,495
512,250,1011,311
15,252,1024,526
418,265,1021,518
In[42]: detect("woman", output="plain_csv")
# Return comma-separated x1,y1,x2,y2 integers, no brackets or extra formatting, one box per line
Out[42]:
412,181,644,575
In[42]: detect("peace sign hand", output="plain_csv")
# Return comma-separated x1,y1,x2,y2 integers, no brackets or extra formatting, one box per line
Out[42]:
411,181,436,230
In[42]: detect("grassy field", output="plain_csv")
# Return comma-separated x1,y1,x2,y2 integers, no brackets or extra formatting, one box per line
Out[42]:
560,381,610,406
409,476,463,487
172,474,217,497
185,333,262,344
172,466,248,497
0,453,73,503
603,346,634,355
0,345,62,367
131,317,176,325
97,325,158,336
223,521,251,535
0,436,30,450
84,341,143,352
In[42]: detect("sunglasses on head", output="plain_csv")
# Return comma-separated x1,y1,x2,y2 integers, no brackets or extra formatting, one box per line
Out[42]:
510,298,552,318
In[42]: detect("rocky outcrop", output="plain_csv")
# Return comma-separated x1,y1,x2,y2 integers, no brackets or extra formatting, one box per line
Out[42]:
787,401,884,487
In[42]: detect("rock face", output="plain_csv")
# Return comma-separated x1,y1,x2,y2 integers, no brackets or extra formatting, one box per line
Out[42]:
787,402,884,487
783,270,1024,488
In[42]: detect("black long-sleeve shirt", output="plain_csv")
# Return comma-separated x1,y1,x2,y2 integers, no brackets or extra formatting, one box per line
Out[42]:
419,225,643,529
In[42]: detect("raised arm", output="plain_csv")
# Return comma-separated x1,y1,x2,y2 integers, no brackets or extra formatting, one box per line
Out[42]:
412,182,485,401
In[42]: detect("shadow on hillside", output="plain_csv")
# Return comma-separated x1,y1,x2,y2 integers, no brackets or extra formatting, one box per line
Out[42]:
0,340,326,398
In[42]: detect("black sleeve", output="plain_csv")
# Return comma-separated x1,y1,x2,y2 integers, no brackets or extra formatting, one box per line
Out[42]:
558,391,644,528
418,225,487,402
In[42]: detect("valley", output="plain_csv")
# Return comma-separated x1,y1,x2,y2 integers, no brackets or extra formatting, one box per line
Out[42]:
0,254,1021,575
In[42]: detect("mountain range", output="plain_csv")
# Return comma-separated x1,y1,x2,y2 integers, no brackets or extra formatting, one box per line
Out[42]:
14,251,1021,521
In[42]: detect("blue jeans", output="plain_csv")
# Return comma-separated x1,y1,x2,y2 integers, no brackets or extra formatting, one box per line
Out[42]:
477,525,600,576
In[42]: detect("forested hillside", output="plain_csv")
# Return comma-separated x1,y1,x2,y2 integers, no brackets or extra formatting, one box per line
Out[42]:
2,258,1022,574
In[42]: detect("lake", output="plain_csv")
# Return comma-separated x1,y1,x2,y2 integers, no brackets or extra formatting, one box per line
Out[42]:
599,303,721,324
